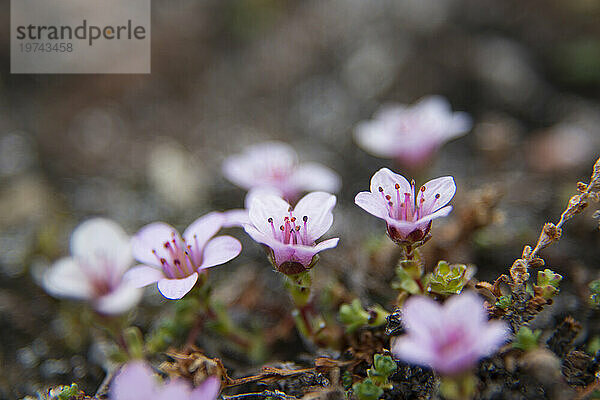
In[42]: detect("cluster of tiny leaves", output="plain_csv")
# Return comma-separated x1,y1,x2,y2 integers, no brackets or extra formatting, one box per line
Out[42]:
352,355,397,400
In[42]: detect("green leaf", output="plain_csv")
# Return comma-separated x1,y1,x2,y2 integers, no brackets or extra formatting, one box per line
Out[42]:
353,378,384,400
428,261,474,296
512,326,542,351
57,383,80,400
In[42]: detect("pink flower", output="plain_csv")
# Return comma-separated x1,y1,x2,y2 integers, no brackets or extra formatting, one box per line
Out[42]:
392,292,509,376
222,141,341,200
124,212,241,300
43,218,142,315
355,168,455,244
110,361,220,400
244,191,339,274
354,96,471,166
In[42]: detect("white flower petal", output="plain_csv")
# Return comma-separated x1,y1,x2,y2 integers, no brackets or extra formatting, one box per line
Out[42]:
477,320,510,356
131,222,180,267
190,377,220,400
123,265,165,288
157,273,198,300
248,192,291,235
94,283,142,315
199,235,242,269
244,141,297,166
182,212,224,251
373,103,407,120
244,187,284,209
420,176,456,213
312,237,339,252
392,336,435,368
293,192,336,241
156,380,192,400
443,291,487,328
222,154,258,190
354,118,404,158
222,142,297,191
402,295,444,340
449,111,472,138
290,163,341,194
369,168,412,195
70,218,132,277
243,224,276,247
111,361,157,400
414,205,453,225
414,95,452,117
222,209,250,228
43,258,93,300
355,191,389,219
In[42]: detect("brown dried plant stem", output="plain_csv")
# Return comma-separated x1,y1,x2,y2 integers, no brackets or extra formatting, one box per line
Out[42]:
515,156,600,280
482,156,600,332
221,390,297,399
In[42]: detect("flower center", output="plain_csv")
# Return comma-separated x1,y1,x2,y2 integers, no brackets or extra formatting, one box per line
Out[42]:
151,232,200,279
264,160,293,182
267,169,289,182
267,211,311,246
435,325,466,358
378,182,441,222
78,253,120,297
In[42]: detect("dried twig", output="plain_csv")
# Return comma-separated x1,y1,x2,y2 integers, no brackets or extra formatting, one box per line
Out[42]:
221,390,298,400
512,156,600,284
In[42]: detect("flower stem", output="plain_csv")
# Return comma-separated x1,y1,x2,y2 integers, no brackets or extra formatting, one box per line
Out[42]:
175,283,261,359
402,244,415,260
283,270,328,346
439,373,477,400
92,313,135,361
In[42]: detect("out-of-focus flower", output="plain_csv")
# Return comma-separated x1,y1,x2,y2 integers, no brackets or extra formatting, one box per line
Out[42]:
355,168,455,244
43,218,142,315
354,96,471,166
110,360,220,400
124,213,241,300
392,292,509,376
244,191,339,275
222,141,341,200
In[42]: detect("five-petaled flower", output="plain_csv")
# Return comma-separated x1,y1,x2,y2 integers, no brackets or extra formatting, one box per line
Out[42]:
222,141,341,200
124,212,242,300
43,218,142,315
354,96,471,167
355,168,455,245
110,360,220,400
244,191,339,275
392,292,509,376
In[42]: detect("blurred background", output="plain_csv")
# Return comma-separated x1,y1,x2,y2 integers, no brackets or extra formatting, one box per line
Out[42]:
1,0,600,397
